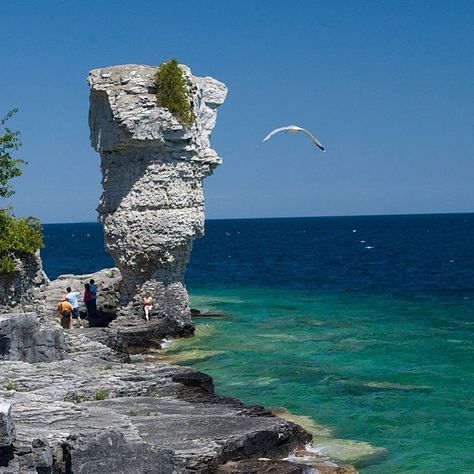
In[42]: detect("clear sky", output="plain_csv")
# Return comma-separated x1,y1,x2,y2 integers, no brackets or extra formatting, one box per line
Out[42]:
1,0,473,223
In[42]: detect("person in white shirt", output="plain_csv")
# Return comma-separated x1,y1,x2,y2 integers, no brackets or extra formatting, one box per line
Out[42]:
66,287,84,328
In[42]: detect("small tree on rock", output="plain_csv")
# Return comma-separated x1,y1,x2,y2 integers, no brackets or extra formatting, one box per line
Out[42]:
154,59,194,126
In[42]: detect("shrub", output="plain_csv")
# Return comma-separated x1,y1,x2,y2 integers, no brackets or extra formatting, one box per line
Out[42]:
94,388,108,400
154,59,194,126
0,209,43,274
3,380,17,391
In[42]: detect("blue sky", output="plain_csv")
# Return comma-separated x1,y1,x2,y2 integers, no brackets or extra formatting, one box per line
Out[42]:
1,0,473,223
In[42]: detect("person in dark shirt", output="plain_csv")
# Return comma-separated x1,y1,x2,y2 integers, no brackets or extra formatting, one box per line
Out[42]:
89,279,98,315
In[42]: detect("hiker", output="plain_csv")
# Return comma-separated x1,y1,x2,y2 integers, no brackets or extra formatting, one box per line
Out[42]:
89,279,98,315
66,286,84,328
57,294,73,329
83,283,95,319
143,292,153,322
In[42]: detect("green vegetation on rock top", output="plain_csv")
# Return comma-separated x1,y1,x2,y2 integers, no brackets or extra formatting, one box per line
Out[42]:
154,59,194,126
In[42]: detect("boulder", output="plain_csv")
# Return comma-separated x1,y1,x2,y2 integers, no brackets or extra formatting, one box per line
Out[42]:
0,312,66,363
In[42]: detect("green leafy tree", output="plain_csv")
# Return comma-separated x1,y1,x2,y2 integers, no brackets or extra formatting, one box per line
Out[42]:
0,109,26,198
154,59,194,126
0,210,43,273
0,109,43,274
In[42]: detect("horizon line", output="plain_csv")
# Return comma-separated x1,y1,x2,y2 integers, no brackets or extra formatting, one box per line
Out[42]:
42,210,474,225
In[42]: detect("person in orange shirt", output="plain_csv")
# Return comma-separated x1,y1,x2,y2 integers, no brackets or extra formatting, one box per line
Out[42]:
57,294,73,329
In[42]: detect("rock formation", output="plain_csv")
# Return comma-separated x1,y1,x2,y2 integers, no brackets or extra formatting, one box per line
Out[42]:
0,251,49,312
88,64,227,331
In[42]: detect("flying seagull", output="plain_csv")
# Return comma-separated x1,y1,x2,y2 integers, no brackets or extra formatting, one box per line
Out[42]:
262,125,326,152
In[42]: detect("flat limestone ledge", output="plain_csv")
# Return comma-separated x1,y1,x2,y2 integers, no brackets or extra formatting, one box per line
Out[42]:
0,319,313,473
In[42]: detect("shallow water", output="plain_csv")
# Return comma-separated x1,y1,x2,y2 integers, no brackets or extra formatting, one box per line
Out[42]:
42,214,474,473
165,287,474,472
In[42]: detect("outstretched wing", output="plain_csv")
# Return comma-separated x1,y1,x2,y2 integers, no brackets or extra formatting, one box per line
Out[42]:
300,128,326,152
261,126,292,143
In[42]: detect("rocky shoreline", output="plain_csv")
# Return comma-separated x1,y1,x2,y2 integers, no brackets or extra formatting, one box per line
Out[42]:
0,300,355,473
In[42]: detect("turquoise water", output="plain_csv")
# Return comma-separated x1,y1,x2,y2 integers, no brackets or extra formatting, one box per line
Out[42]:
42,215,474,473
163,287,474,472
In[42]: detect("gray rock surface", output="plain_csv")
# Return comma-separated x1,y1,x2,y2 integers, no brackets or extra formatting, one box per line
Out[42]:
88,64,227,332
0,251,49,312
0,312,66,363
0,312,314,473
69,429,183,474
0,401,15,447
217,459,313,474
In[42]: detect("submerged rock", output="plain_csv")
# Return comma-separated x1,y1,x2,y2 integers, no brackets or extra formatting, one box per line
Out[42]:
88,64,227,334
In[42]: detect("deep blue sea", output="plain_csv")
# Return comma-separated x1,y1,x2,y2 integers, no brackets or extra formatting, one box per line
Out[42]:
42,214,474,473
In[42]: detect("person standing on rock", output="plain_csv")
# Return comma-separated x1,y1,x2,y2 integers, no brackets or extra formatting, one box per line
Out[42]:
57,294,73,329
89,279,98,315
66,287,84,328
143,292,153,322
83,283,95,320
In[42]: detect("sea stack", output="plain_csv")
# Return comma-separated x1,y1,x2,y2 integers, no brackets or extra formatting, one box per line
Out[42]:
88,64,227,328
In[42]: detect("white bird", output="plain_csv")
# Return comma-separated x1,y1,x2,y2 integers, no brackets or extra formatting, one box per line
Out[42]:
261,125,326,152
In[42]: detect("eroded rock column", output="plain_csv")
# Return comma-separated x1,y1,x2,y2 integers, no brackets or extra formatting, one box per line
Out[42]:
88,64,226,327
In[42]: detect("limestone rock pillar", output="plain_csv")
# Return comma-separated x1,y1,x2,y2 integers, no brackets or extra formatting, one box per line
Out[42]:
88,64,226,327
